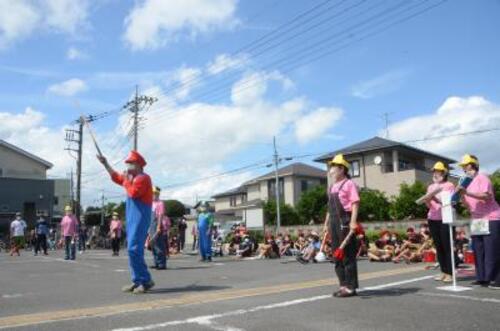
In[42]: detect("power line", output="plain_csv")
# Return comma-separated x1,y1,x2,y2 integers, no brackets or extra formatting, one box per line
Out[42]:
144,0,444,128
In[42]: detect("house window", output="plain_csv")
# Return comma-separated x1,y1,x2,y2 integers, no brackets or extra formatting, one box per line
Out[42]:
54,196,59,206
349,160,360,177
268,178,284,202
301,180,308,193
241,194,247,204
230,196,237,207
399,159,412,171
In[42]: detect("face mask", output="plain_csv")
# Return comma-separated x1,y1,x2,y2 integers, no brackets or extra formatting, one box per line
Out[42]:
465,169,476,177
433,174,444,183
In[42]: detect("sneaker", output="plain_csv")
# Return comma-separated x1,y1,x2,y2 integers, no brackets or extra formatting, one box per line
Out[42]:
488,283,500,290
122,283,138,293
133,281,155,294
434,273,445,281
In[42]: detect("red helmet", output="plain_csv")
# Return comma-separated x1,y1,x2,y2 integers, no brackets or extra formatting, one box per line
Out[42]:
125,150,147,168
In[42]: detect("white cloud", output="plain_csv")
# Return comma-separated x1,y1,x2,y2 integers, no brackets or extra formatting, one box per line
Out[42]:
47,78,88,96
0,0,90,49
386,96,500,172
123,0,238,50
351,69,411,99
207,53,248,75
170,66,202,101
43,0,89,34
0,0,40,48
294,107,344,145
67,47,87,60
0,108,71,176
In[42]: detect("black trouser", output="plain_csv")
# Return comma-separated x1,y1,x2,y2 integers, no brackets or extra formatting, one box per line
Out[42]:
111,238,120,254
428,220,455,275
331,219,359,290
192,236,198,251
177,233,185,251
35,234,47,254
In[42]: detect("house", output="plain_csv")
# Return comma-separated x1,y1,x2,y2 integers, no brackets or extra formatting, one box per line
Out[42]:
212,163,327,227
314,136,457,197
0,140,70,231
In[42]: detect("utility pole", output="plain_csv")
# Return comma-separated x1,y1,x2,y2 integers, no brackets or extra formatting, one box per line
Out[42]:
273,136,281,235
381,112,395,139
65,118,84,220
123,85,157,151
65,115,99,221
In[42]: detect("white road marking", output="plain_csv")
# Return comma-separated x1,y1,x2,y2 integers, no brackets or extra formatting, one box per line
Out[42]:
1,294,24,299
112,275,433,331
114,269,127,272
419,292,500,304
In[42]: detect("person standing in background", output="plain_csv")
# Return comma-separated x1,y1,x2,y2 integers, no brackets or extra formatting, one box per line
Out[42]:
109,212,123,256
177,217,187,253
60,206,78,260
78,217,88,254
197,202,214,262
191,223,198,251
10,212,25,256
34,214,49,256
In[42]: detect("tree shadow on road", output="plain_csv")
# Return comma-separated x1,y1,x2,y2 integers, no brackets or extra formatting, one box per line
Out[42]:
358,287,421,299
150,284,231,295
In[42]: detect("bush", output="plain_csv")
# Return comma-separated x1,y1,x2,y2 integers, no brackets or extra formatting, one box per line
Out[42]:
358,189,390,221
389,181,427,220
491,170,500,204
164,200,185,218
263,200,301,226
296,185,328,224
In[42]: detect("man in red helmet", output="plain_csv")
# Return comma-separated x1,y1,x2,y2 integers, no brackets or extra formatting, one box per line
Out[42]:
97,150,154,294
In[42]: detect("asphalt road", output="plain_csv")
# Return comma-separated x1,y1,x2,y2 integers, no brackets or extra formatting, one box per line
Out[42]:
0,249,499,331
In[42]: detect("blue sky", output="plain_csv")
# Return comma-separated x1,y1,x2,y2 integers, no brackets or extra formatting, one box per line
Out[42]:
1,0,499,205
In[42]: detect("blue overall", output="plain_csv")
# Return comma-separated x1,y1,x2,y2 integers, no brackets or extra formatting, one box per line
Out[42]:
198,213,213,261
126,197,152,285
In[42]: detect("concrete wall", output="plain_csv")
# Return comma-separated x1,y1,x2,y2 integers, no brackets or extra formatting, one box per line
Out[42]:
284,177,294,206
247,183,261,201
214,196,231,211
53,179,71,217
0,145,48,179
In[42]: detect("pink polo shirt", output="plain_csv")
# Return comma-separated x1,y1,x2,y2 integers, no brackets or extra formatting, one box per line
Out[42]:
110,220,122,238
427,182,455,220
330,179,360,212
463,173,500,221
61,215,77,237
152,200,164,221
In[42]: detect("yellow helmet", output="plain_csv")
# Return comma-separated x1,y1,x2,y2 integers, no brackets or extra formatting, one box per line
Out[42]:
432,161,448,173
328,154,350,169
64,205,72,212
152,186,161,194
458,154,479,167
112,211,119,217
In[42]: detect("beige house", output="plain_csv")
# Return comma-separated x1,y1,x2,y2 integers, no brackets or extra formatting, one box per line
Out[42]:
212,163,327,224
0,140,52,179
314,137,456,197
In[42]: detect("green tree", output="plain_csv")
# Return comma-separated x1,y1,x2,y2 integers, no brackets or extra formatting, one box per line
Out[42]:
491,170,500,204
358,189,390,221
164,200,186,218
389,181,427,220
263,200,301,226
296,185,328,224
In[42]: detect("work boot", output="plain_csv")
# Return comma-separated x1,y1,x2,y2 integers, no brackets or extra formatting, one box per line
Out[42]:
122,283,138,293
